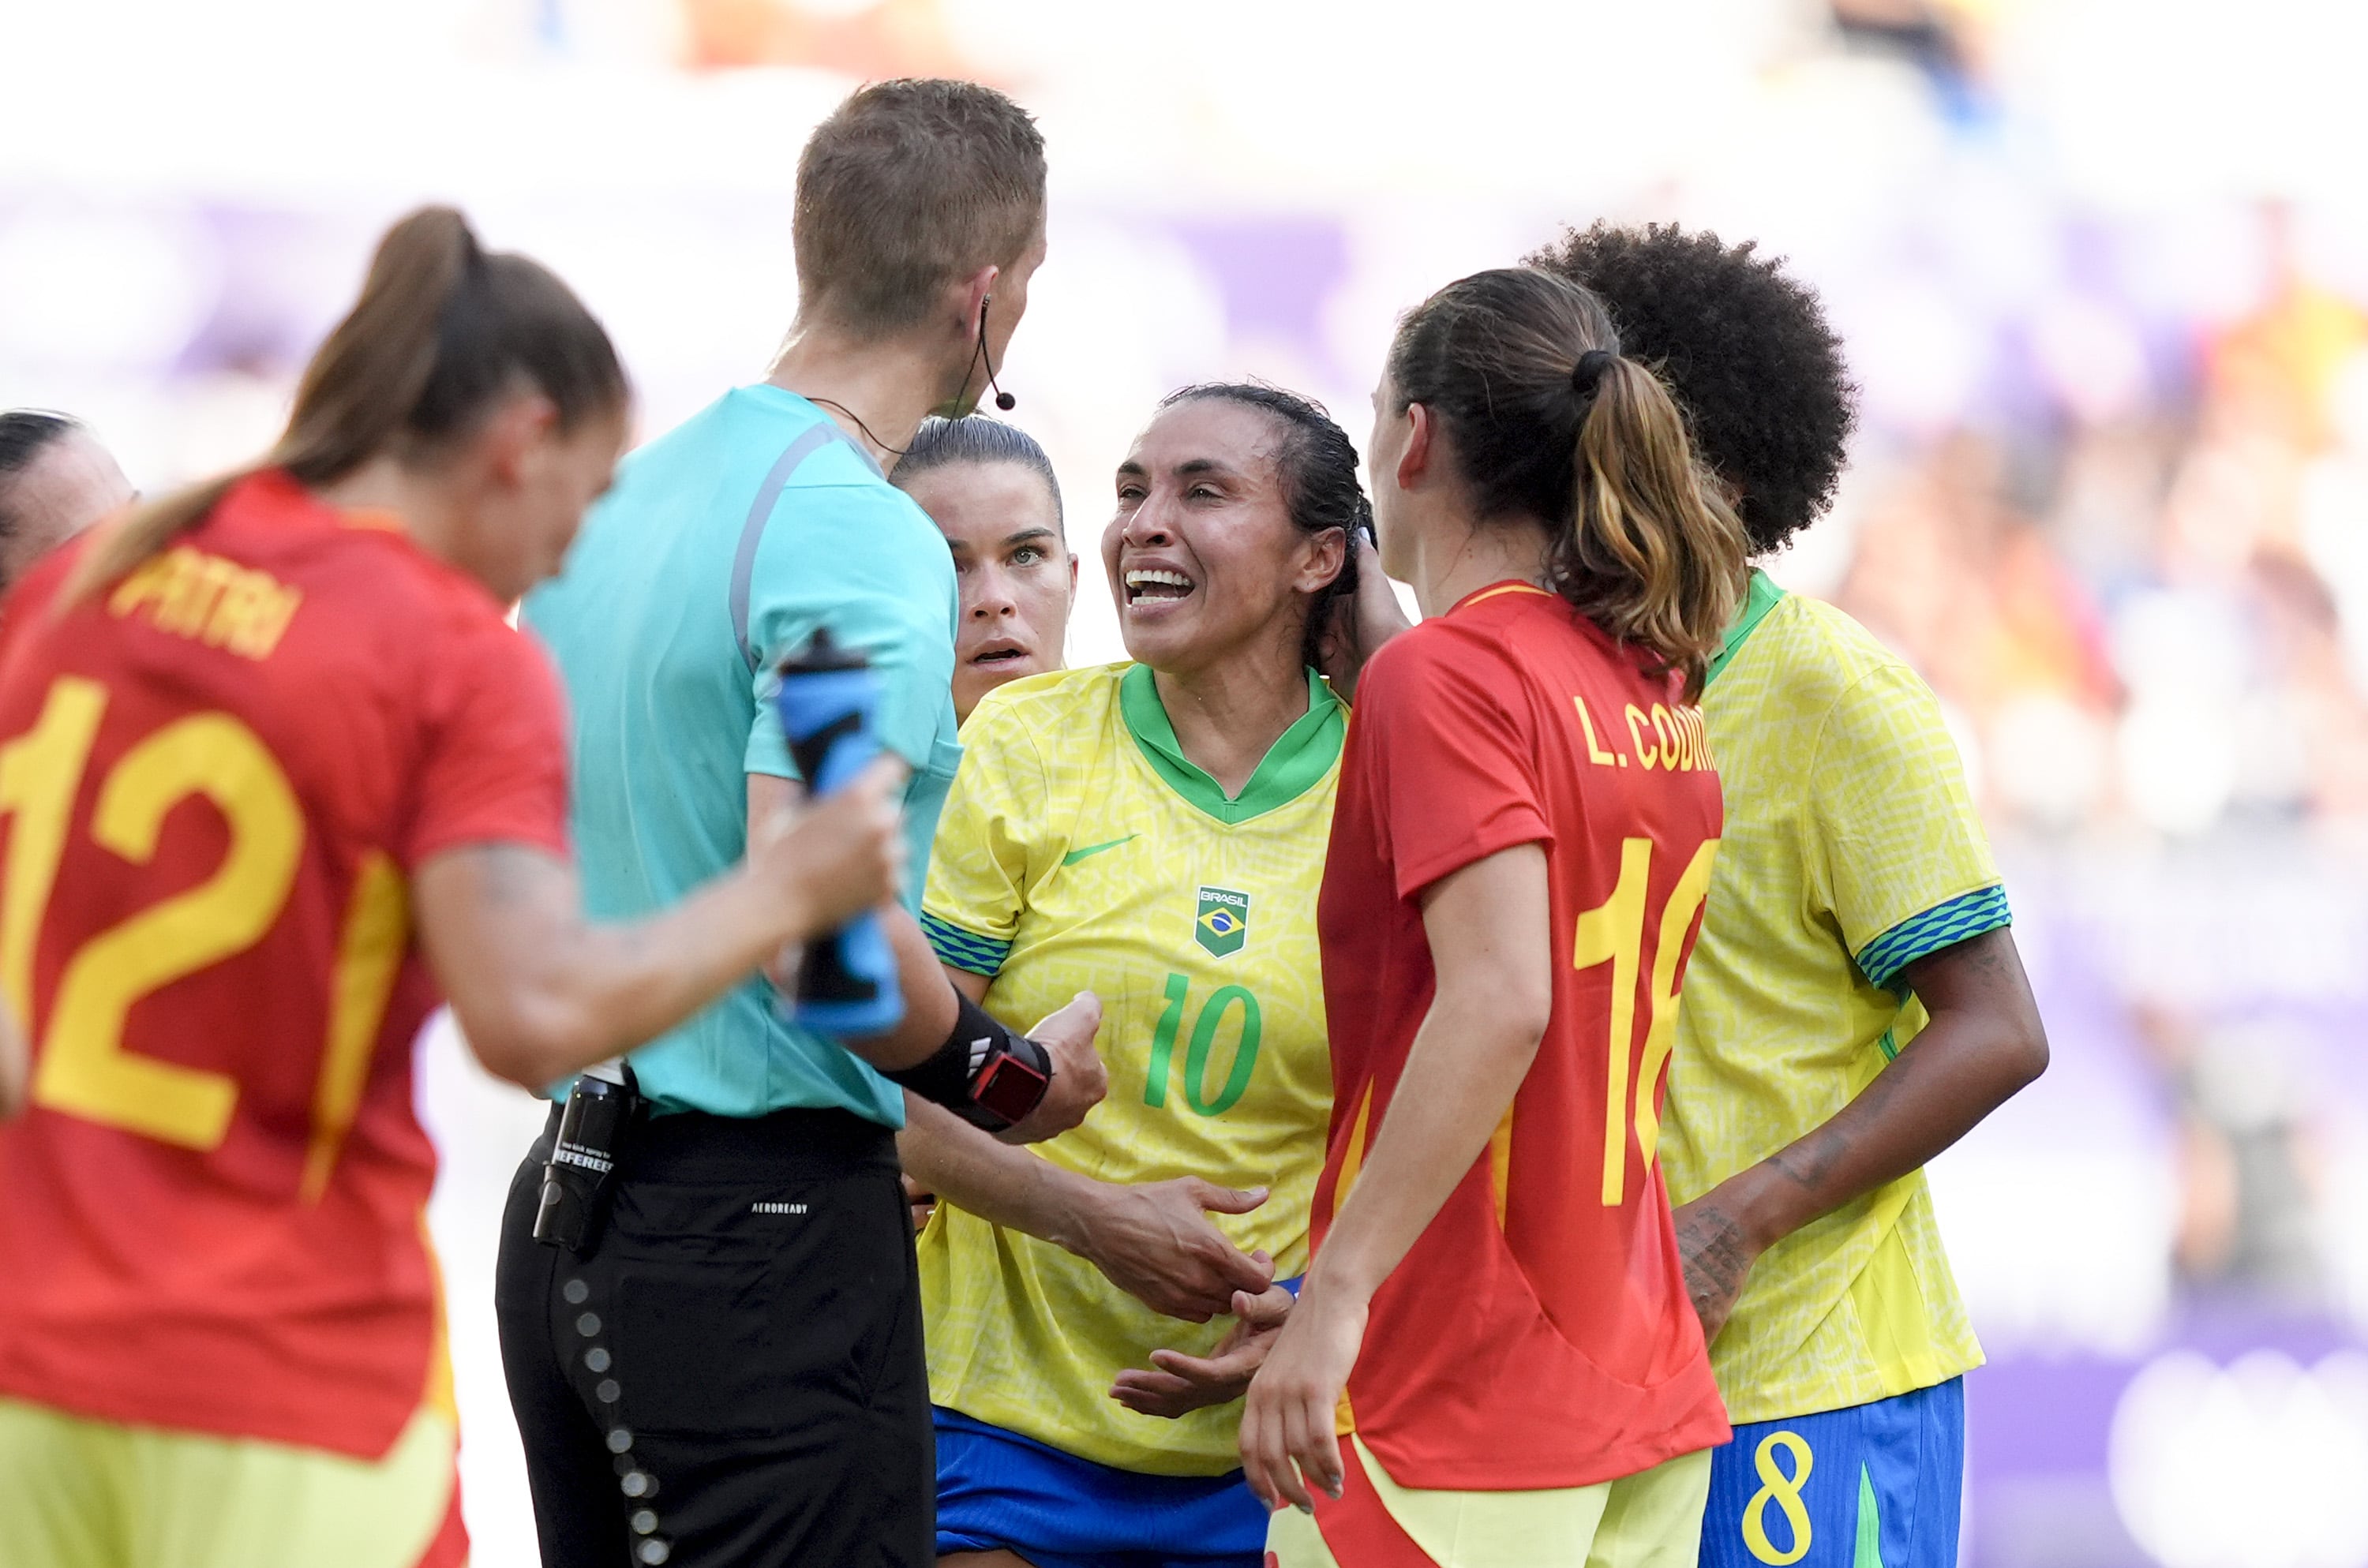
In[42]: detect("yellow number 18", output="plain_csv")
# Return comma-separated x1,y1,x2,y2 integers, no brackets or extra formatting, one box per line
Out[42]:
1572,835,1718,1207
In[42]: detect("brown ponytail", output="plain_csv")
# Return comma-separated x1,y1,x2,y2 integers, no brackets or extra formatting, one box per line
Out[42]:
1385,268,1747,698
66,206,625,604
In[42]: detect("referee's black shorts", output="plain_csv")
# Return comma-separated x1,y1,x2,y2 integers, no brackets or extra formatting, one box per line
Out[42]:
495,1104,931,1568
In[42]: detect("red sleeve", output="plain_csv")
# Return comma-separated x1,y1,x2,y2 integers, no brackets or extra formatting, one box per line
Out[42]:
403,609,571,867
1356,624,1550,901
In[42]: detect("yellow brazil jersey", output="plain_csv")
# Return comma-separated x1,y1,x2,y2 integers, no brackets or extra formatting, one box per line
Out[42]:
1663,572,2010,1425
918,661,1340,1476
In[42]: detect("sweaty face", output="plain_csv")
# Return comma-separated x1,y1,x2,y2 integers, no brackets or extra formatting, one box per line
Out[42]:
901,458,1074,722
2,430,133,589
1103,399,1330,679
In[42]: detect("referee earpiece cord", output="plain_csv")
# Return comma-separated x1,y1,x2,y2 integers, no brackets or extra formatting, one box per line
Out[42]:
978,298,1017,412
804,397,910,460
804,298,1014,458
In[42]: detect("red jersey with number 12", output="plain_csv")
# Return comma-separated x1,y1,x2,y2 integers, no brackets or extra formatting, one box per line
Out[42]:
0,471,569,1459
1313,582,1731,1490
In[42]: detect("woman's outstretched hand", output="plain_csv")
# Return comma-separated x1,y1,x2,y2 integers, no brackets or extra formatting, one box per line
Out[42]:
1111,1282,1295,1417
1238,1280,1366,1514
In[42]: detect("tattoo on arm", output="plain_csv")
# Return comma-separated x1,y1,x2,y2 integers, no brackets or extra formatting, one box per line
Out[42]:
1767,1089,1872,1192
1762,1030,1924,1196
1675,1201,1755,1321
1705,927,2042,1295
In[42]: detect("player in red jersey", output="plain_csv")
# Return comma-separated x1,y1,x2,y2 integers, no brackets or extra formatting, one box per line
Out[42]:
0,208,903,1568
1244,268,1750,1568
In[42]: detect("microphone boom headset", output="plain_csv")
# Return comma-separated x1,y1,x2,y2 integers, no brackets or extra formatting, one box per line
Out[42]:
973,295,1017,412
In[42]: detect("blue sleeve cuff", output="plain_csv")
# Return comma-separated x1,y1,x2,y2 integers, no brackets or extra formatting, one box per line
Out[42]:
922,910,1011,978
1856,884,2013,992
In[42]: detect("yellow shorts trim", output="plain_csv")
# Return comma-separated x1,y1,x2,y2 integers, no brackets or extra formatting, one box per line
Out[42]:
1269,1439,1713,1568
0,1397,458,1568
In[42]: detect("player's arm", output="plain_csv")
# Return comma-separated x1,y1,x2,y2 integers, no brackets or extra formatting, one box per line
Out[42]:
747,770,952,1067
414,758,906,1091
898,1072,1276,1323
1313,531,1411,703
740,495,964,1076
1240,843,1553,1513
744,775,1103,1138
743,500,1103,1133
1672,926,2048,1342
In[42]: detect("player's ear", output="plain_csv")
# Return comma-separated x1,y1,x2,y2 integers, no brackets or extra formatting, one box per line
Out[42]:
954,263,999,342
1296,526,1347,597
1398,403,1435,492
478,391,560,489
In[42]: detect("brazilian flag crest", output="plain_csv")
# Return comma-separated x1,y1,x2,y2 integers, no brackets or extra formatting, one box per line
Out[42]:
1196,886,1250,957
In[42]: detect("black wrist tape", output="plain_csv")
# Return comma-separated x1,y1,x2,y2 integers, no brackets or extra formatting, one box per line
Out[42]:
887,991,1054,1133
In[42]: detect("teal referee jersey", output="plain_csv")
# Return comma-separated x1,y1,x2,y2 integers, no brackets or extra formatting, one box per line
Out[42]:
524,384,962,1125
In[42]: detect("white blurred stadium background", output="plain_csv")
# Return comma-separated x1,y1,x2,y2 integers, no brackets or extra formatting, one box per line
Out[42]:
10,2,2368,1562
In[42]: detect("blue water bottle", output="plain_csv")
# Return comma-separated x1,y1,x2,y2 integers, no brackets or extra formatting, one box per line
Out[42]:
773,631,906,1037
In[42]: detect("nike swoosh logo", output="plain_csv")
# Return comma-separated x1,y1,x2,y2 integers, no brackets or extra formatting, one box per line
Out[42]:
1062,834,1138,866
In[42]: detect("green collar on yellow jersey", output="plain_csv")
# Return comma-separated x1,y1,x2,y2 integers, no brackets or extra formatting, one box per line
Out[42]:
1119,662,1344,825
1703,568,1787,690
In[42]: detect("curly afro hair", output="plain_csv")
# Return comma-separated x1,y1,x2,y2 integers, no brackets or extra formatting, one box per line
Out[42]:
1527,223,1856,557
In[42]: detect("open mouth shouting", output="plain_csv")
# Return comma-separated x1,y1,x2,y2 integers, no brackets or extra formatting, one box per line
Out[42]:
968,634,1034,669
1123,567,1197,606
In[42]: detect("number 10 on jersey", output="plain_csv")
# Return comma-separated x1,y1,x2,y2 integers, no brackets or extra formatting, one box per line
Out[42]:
1143,972,1261,1117
1573,836,1718,1207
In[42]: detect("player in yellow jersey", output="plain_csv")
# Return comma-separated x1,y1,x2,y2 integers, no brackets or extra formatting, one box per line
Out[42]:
904,384,1363,1568
1532,224,2051,1568
892,416,1080,1231
891,415,1077,727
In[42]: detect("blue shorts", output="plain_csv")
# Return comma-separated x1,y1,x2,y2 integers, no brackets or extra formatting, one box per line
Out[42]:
934,1407,1267,1568
1698,1378,1963,1568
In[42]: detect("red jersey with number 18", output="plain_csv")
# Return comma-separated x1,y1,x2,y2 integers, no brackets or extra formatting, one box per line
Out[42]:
1313,581,1732,1491
0,470,569,1461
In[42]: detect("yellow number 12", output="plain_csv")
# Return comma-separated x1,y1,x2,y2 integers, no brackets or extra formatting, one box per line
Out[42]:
1,675,303,1151
1572,836,1718,1206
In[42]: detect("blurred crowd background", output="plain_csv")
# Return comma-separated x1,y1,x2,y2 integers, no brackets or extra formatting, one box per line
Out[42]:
7,0,2368,1562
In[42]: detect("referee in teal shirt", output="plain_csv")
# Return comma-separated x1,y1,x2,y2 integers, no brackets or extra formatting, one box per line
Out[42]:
529,380,961,1125
493,82,1100,1568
